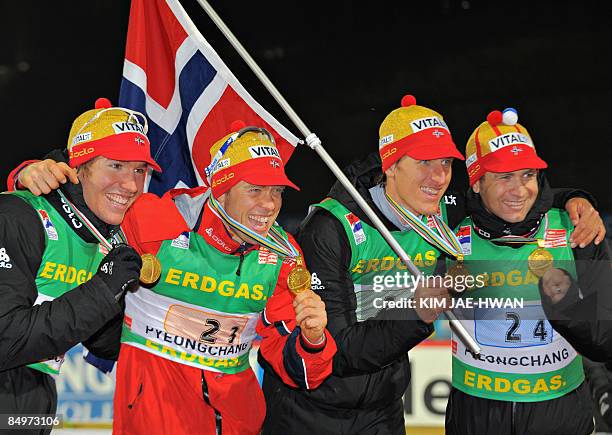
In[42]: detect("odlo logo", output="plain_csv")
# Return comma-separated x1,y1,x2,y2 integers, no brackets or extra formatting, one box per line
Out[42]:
381,147,397,160
70,147,95,159
0,247,13,269
100,261,114,275
212,172,235,187
311,273,325,290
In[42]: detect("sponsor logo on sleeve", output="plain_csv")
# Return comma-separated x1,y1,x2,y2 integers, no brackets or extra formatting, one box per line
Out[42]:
311,272,325,290
456,225,472,255
171,231,191,249
344,213,366,245
0,247,13,269
38,210,58,241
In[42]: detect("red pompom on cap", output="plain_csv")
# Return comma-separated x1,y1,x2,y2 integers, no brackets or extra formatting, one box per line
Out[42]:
95,97,112,109
401,94,417,107
230,120,247,132
487,110,503,126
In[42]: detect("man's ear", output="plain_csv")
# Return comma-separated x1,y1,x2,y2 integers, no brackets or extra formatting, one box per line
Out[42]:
472,179,481,194
385,162,397,181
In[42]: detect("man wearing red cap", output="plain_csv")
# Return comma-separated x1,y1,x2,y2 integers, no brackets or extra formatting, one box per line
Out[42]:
445,108,610,434
112,124,335,435
262,96,606,435
0,98,157,433
13,124,336,435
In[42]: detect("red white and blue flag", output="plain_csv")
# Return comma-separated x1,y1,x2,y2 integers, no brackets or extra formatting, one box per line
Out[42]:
119,0,300,195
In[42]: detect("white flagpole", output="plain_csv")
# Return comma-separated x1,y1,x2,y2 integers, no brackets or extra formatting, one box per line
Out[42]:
193,0,480,355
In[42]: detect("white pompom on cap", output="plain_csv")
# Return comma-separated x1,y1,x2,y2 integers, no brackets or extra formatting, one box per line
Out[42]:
502,107,518,126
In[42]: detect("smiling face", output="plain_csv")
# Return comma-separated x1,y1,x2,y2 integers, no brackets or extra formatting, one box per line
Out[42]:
473,169,539,223
217,181,284,244
384,155,453,216
79,156,147,225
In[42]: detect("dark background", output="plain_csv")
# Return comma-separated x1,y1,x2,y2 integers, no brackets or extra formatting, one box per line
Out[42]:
1,0,611,222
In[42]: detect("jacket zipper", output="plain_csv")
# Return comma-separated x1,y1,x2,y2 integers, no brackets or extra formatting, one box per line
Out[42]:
127,383,143,409
235,245,246,276
201,371,222,435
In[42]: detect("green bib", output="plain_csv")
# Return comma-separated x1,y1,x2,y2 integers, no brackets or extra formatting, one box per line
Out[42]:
10,191,108,375
450,209,583,402
314,199,441,321
121,224,289,374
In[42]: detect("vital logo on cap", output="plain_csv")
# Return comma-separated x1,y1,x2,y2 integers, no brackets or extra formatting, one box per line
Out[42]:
248,146,281,159
410,116,449,133
72,132,92,146
112,122,146,134
488,132,533,151
379,134,394,148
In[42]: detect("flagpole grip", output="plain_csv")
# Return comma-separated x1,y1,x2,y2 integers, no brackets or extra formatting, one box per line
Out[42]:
196,0,480,356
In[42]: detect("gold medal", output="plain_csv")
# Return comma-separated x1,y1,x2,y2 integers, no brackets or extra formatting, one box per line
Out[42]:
140,253,162,286
528,247,553,278
446,259,472,293
287,256,311,295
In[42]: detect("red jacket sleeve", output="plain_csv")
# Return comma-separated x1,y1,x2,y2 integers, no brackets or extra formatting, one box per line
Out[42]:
256,235,337,390
120,192,189,255
6,160,40,191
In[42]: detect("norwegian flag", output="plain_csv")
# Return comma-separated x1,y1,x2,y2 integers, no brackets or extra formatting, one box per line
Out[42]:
119,0,300,195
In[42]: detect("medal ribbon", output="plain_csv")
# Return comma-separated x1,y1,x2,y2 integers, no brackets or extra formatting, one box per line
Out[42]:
384,192,464,260
490,214,549,247
208,195,298,258
57,189,126,251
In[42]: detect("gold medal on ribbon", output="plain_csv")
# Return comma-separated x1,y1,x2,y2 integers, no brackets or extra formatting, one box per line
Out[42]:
287,256,311,295
446,256,472,293
140,253,162,286
528,246,553,278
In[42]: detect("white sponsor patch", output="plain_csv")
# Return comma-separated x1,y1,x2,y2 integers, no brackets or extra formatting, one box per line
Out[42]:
258,247,278,265
38,209,58,241
465,153,478,167
379,134,394,148
344,213,366,245
72,132,92,146
456,225,472,256
410,116,448,133
248,146,280,159
0,247,12,269
112,122,145,134
488,132,532,151
215,158,230,171
171,231,190,249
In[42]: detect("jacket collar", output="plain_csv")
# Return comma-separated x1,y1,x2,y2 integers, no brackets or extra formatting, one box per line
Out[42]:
198,201,245,254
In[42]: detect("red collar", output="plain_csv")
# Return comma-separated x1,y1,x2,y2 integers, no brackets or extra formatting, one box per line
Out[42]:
198,200,259,255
